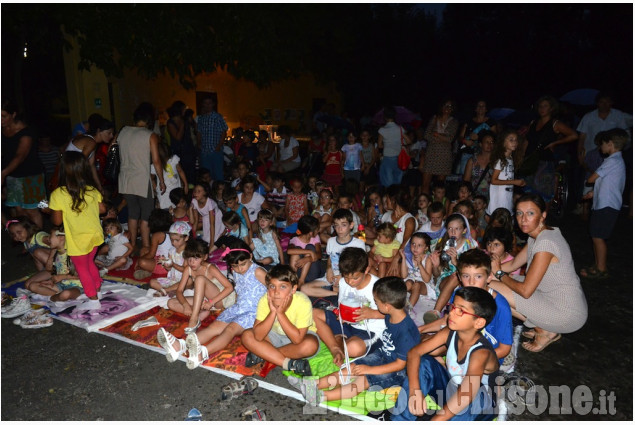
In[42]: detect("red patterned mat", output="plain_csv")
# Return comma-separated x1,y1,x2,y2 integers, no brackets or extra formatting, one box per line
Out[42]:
100,306,268,377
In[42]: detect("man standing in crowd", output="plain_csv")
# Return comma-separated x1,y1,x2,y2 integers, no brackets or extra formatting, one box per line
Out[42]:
198,95,228,182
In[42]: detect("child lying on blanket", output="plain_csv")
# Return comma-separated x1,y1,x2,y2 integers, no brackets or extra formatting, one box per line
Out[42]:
24,227,83,302
241,264,320,377
166,239,234,333
148,221,190,296
295,276,420,406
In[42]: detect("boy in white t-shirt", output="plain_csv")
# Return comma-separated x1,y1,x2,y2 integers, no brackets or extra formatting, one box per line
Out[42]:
313,247,386,365
300,208,365,299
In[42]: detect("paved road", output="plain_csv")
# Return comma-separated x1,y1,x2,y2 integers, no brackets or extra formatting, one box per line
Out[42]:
1,210,632,420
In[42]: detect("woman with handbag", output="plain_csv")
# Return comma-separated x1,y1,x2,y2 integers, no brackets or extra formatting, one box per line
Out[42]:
378,106,411,188
463,130,495,199
421,99,459,194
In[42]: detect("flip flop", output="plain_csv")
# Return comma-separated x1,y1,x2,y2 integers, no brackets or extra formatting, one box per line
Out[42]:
131,316,160,331
579,265,598,278
184,319,201,334
522,332,561,353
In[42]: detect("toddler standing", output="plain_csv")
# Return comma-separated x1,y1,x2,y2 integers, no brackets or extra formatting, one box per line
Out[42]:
487,129,526,215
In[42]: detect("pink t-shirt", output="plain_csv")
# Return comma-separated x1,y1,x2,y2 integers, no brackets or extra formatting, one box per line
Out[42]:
502,253,521,276
289,235,320,249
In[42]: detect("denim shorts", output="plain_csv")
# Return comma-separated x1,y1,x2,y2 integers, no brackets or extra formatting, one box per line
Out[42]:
353,350,407,389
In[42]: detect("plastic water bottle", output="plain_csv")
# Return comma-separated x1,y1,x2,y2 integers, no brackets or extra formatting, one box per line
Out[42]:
373,204,381,229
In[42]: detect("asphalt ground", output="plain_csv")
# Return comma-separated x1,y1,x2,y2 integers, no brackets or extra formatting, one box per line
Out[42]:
1,208,632,421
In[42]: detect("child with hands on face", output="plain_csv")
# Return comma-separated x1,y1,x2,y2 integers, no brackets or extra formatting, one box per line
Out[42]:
241,265,320,376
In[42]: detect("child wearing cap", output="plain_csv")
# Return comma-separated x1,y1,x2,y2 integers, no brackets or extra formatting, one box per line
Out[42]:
149,221,191,296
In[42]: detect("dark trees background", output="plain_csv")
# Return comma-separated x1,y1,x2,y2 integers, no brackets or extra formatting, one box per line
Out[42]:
1,3,632,137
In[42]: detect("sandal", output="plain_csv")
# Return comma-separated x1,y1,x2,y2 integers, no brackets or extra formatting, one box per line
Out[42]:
583,269,609,280
185,333,209,369
521,328,536,339
157,327,186,362
579,265,598,278
221,377,259,401
522,332,561,353
131,316,160,331
184,319,201,334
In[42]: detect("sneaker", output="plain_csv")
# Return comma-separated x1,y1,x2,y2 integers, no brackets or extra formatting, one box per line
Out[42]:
287,358,312,376
1,295,32,318
423,309,441,325
245,352,265,367
20,313,54,329
13,308,46,325
79,299,102,311
99,268,109,278
499,352,516,373
133,269,152,280
287,375,303,391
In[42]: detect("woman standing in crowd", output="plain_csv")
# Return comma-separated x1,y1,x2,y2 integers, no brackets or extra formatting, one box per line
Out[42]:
463,130,495,199
456,100,498,175
421,99,459,194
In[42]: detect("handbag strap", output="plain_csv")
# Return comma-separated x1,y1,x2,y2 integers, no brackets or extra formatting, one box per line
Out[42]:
474,164,490,189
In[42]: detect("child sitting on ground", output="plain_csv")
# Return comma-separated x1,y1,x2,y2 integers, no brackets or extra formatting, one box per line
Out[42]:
301,208,366,299
431,182,451,217
95,218,133,277
159,241,267,369
210,210,251,252
223,186,253,240
453,199,480,242
392,286,499,421
24,227,83,303
414,192,432,229
148,221,191,296
418,249,513,367
159,239,236,360
400,232,434,307
287,215,325,288
313,188,335,244
285,178,310,229
312,247,386,366
417,201,446,251
473,195,489,244
134,209,174,280
241,264,320,376
485,207,519,255
169,188,190,223
449,181,473,213
483,227,521,276
337,192,361,234
370,222,401,277
250,208,284,268
6,216,53,272
265,173,288,223
296,276,420,407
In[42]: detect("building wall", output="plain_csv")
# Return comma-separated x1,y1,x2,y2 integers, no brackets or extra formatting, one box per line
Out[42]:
63,37,340,135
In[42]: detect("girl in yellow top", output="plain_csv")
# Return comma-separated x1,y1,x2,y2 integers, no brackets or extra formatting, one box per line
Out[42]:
49,152,106,310
370,222,402,277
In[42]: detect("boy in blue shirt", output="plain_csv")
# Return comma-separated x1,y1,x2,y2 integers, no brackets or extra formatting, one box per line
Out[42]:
417,249,512,367
581,128,627,279
294,276,420,406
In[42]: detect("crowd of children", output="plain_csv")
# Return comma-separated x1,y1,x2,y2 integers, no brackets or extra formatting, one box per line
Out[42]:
3,107,627,421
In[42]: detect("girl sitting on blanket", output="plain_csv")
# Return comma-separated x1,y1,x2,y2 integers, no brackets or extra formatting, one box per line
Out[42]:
24,226,83,303
148,221,191,297
158,239,267,369
6,216,53,272
162,239,235,339
134,209,174,280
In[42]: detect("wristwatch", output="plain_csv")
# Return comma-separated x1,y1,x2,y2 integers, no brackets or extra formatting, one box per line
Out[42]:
494,270,507,280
